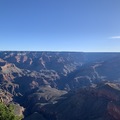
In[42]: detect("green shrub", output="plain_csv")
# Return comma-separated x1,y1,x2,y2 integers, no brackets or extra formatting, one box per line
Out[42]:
0,102,22,120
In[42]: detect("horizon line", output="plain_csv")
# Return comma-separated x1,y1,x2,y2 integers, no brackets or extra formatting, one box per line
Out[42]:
0,50,120,53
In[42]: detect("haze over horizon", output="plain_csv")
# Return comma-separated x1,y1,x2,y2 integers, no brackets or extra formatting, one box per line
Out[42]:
0,0,120,52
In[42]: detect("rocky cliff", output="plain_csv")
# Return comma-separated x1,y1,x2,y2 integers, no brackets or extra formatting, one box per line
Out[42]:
0,51,120,120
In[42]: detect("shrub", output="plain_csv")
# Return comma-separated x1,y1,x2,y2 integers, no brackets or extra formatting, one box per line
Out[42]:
0,102,22,120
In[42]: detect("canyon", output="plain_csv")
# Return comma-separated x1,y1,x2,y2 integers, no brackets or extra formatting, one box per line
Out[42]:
0,51,120,120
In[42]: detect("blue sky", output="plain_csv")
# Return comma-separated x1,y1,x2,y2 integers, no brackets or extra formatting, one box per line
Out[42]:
0,0,120,52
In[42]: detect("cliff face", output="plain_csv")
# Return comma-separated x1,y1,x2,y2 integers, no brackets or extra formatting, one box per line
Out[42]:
96,83,120,120
96,83,120,101
107,102,120,120
31,83,120,120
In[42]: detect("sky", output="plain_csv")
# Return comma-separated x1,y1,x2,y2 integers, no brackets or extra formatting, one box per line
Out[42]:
0,0,120,52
